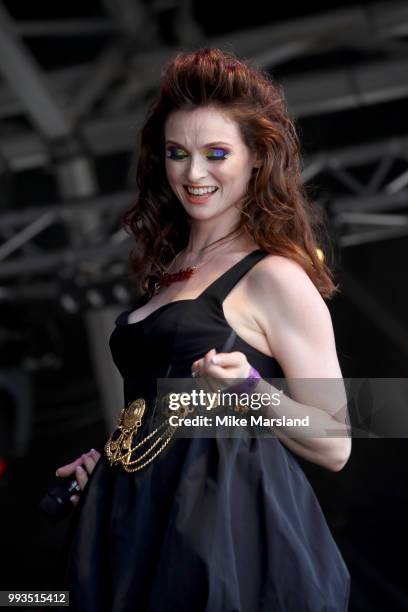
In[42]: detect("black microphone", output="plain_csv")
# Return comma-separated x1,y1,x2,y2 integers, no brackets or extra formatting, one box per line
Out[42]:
39,476,81,523
221,329,236,352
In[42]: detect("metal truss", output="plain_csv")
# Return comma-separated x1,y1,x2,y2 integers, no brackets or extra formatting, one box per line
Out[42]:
0,190,134,303
0,2,408,166
0,0,407,367
303,135,408,247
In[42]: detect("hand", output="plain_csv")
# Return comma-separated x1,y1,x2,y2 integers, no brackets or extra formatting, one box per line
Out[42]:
55,449,101,507
191,348,251,392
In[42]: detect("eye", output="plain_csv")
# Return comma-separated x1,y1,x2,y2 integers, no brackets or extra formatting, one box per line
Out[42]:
166,147,188,160
206,148,231,161
165,147,232,161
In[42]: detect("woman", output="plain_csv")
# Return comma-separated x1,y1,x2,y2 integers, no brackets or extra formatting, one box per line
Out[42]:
57,48,351,611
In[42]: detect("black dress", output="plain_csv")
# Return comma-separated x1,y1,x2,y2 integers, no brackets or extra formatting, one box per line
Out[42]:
64,248,350,612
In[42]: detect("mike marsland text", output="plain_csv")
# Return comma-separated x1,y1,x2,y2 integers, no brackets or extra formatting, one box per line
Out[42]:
168,414,310,428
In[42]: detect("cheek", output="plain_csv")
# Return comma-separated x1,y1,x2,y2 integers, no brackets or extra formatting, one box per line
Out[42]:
222,169,249,193
165,160,185,183
215,167,235,187
220,158,251,188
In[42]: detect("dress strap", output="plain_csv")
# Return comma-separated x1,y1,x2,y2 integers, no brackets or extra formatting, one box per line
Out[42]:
202,248,268,304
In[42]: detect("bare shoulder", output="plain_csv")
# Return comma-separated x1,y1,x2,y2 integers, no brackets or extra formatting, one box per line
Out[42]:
247,254,332,331
249,254,324,298
250,254,308,283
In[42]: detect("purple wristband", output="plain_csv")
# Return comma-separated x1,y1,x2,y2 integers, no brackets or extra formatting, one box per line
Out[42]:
227,366,261,395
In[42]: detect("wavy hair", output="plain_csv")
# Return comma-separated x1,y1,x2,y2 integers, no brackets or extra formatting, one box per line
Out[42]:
122,47,338,298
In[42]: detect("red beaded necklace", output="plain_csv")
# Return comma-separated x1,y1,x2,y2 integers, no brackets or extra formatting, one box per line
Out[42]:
156,265,197,288
153,248,217,294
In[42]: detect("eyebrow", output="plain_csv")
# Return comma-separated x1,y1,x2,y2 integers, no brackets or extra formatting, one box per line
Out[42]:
165,140,232,148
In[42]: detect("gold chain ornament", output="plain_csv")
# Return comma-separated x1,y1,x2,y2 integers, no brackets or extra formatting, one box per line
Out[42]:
104,383,249,473
104,396,193,473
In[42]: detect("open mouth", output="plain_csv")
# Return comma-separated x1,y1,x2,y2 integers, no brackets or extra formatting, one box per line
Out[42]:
183,186,219,198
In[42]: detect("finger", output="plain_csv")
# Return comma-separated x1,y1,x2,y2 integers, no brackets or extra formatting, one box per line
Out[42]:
211,353,250,379
56,448,101,478
203,354,249,390
86,448,101,462
204,349,234,376
75,465,89,490
191,358,204,376
70,495,80,506
193,347,217,371
81,452,98,475
55,457,84,478
211,351,242,367
204,348,217,370
191,350,228,390
199,350,226,391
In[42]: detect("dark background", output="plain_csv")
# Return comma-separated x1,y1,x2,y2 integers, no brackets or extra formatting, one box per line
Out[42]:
0,1,407,610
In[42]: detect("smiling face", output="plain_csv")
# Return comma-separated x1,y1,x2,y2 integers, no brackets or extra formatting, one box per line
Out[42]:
164,106,259,224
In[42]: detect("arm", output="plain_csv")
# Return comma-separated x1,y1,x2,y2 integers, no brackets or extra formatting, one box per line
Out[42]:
248,255,351,472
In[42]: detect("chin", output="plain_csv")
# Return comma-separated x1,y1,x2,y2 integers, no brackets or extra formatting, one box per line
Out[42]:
185,207,216,220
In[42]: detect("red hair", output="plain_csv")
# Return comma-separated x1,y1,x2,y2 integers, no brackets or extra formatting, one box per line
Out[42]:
122,47,338,298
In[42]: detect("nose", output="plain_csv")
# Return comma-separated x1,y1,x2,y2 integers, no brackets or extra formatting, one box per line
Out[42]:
185,154,208,183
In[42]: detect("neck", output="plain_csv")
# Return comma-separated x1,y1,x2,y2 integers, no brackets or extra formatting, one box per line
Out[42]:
185,216,242,256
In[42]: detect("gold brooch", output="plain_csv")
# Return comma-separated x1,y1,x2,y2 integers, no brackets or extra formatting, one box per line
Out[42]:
104,398,177,473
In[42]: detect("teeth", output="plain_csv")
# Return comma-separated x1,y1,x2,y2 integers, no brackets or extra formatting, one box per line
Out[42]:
187,186,218,195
